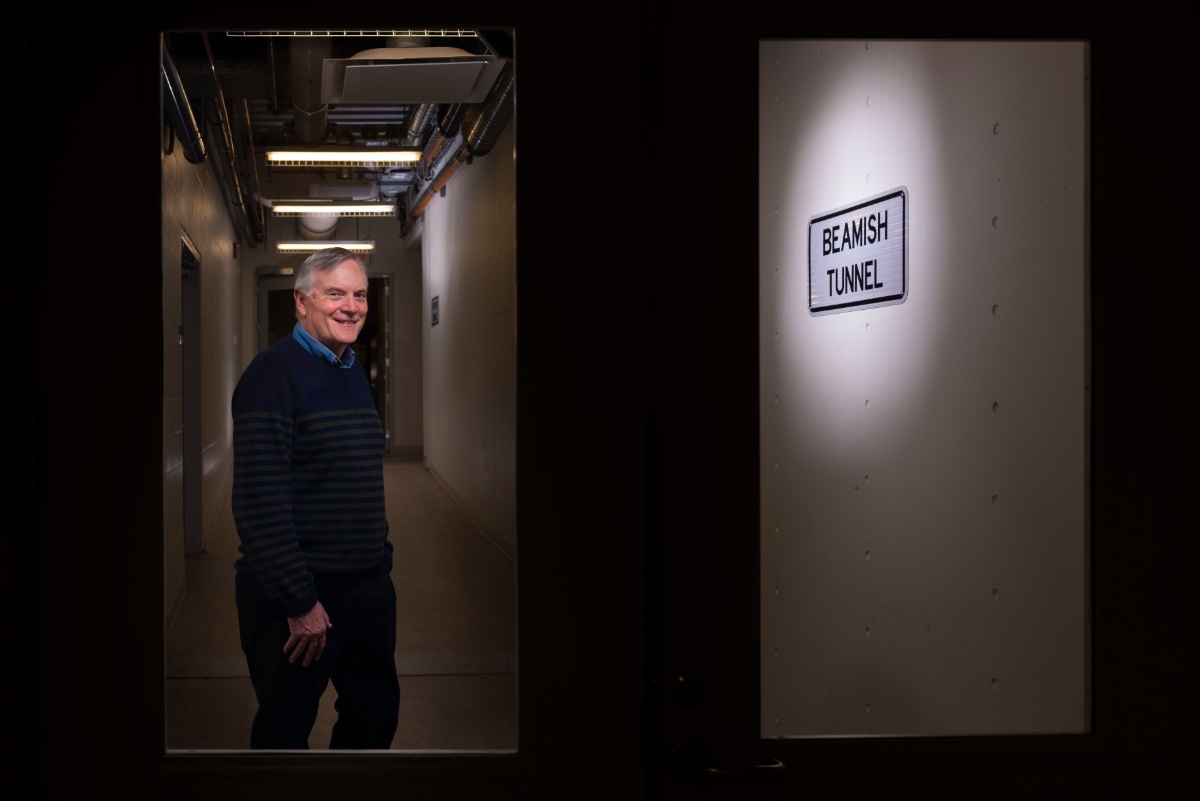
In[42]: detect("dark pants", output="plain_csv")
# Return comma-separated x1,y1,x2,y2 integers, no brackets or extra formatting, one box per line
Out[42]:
235,560,400,749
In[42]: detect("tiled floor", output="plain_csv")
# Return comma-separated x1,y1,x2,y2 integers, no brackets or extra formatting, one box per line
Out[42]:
165,453,518,752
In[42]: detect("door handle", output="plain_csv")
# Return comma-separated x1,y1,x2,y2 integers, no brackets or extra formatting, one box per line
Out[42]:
669,738,787,782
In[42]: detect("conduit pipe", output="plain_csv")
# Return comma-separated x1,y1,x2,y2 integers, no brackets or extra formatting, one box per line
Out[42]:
290,37,331,145
239,98,267,240
161,45,206,164
402,103,439,149
202,33,264,245
401,145,468,235
463,60,514,157
420,103,469,170
400,59,514,237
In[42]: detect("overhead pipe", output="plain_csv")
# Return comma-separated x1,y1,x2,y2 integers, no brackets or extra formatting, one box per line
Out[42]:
388,35,439,152
400,59,514,236
402,103,439,149
438,103,468,138
161,44,206,164
239,98,267,241
290,37,331,146
463,60,514,157
419,103,469,170
400,148,468,236
267,37,282,114
202,33,264,245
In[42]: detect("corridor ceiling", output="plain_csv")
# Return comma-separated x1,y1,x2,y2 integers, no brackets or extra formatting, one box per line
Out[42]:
162,29,515,247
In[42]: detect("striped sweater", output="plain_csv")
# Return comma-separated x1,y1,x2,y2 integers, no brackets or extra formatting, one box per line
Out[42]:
231,334,389,617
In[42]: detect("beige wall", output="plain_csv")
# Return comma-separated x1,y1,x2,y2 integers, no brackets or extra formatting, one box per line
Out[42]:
422,123,518,556
161,138,241,628
759,40,1088,736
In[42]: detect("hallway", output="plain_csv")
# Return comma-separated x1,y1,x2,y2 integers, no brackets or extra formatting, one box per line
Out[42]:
165,454,517,752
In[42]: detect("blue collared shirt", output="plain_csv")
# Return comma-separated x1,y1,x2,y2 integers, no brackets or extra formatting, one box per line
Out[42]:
292,322,357,369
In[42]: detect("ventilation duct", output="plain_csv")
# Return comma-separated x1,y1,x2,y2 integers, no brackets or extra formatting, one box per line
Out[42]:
290,38,331,146
418,103,469,168
401,58,515,237
321,46,506,105
463,60,515,157
402,103,439,149
438,103,468,138
162,46,206,164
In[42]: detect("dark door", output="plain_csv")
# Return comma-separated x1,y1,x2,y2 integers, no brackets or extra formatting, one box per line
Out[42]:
646,17,1181,801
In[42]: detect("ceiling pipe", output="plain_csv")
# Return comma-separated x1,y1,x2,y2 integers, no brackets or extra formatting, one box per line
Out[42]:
439,103,468,138
400,59,515,237
162,44,206,164
463,60,514,157
421,103,468,168
239,98,267,241
384,31,440,152
416,103,469,177
290,37,331,146
267,37,282,114
401,102,439,149
202,33,264,245
401,146,468,236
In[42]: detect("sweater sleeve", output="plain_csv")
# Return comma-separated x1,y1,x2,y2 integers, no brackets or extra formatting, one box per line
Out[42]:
230,349,319,617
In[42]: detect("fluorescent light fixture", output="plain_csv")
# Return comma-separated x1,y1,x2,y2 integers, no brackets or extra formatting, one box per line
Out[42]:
266,149,422,167
276,240,376,254
272,203,396,217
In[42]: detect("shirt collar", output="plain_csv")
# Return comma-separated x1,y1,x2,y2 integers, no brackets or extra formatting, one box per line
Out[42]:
292,322,357,369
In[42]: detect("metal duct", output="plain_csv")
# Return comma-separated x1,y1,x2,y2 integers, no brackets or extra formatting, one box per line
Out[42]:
419,104,467,170
203,33,264,245
290,38,332,146
438,103,468,138
393,38,436,149
162,46,206,164
400,59,516,237
463,60,514,157
402,103,439,148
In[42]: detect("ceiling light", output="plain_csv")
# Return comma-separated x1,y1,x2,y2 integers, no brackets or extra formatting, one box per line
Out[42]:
272,203,396,217
266,148,422,167
276,240,376,254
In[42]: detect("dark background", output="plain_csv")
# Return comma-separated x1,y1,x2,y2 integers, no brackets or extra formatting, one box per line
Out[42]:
9,2,1186,798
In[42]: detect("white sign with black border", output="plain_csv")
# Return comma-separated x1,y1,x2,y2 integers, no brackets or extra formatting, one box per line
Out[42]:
808,186,909,316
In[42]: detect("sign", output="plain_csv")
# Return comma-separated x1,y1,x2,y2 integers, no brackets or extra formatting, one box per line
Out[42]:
808,187,908,315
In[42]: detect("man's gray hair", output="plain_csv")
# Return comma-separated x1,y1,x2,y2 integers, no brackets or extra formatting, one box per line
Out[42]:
294,247,368,295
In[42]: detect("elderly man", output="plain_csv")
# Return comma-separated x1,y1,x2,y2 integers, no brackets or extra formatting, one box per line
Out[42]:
230,247,398,749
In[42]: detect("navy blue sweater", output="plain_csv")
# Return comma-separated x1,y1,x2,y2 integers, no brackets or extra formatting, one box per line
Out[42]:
231,334,389,617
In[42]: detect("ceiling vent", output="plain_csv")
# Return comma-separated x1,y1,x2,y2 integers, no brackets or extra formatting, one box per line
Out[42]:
321,47,507,105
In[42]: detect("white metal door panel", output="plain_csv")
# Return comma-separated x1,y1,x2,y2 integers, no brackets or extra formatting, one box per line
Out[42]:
759,40,1088,737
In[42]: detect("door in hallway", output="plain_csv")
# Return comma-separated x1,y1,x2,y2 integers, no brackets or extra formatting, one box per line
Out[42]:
649,32,1109,800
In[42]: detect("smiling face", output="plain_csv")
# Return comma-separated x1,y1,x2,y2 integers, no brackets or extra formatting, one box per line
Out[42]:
294,259,368,358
